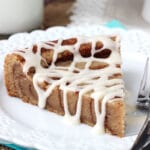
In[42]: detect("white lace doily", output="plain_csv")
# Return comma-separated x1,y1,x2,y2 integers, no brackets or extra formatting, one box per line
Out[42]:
0,25,150,150
70,0,150,31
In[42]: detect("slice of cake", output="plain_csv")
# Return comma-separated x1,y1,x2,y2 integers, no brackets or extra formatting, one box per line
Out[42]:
4,36,125,137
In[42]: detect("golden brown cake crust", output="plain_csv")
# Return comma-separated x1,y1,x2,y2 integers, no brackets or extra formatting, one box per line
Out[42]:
4,37,125,137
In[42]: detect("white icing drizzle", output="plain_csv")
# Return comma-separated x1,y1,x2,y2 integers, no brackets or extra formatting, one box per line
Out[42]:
14,36,125,134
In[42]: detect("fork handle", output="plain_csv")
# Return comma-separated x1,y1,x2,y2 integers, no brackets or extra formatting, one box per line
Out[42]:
131,121,150,150
131,113,150,150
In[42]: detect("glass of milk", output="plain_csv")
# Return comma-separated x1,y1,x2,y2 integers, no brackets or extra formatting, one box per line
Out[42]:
142,0,150,24
0,0,43,34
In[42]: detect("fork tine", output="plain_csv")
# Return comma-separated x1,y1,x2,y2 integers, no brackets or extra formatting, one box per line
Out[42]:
138,57,149,97
137,57,149,109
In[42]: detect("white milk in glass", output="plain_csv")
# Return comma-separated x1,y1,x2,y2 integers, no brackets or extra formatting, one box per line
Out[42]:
142,0,150,24
0,0,43,34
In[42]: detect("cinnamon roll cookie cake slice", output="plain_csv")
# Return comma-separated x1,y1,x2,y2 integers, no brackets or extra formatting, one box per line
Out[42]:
4,36,125,137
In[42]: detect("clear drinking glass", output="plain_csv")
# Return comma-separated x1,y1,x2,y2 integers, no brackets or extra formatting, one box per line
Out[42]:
0,0,43,34
142,0,150,24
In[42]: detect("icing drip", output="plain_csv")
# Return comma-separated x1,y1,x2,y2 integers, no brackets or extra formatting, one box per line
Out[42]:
14,36,124,134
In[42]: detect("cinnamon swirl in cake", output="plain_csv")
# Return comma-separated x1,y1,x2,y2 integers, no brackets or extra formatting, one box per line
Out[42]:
4,36,125,137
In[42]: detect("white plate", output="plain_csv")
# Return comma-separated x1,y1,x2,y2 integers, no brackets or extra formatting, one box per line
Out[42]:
0,26,150,150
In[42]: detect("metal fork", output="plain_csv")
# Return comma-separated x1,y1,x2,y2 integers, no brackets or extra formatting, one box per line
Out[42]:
131,57,150,150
